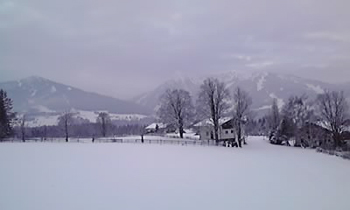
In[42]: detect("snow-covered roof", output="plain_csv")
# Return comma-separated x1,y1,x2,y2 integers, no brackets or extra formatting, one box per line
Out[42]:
194,117,232,127
184,128,195,134
314,121,331,130
145,123,166,130
313,121,350,132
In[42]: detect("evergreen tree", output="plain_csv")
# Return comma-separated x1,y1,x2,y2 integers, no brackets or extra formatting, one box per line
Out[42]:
268,99,280,132
0,89,15,140
275,95,313,146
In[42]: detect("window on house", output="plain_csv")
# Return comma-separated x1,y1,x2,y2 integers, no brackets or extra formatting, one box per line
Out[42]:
225,130,228,134
231,130,234,133
206,131,209,136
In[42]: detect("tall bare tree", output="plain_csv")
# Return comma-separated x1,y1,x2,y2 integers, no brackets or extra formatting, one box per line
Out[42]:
158,89,194,138
97,112,111,137
197,78,230,143
43,125,47,141
316,90,349,148
139,125,146,143
58,112,75,142
232,87,252,147
20,114,26,142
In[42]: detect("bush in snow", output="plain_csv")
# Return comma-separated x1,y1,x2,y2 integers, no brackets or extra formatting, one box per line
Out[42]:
341,152,350,160
316,147,323,153
327,150,335,156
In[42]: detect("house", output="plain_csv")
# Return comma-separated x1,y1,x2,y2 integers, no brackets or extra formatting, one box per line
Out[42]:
298,121,350,148
145,123,167,134
298,121,332,148
193,117,245,142
270,120,334,147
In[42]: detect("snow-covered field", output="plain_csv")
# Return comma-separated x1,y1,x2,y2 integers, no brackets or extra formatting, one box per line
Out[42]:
1,136,350,210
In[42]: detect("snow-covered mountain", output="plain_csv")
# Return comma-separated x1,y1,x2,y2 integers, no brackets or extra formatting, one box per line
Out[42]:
133,71,350,116
2,73,349,126
0,76,152,126
0,76,151,114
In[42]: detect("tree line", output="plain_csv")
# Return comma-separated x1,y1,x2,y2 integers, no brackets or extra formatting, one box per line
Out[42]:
12,123,145,141
1,83,349,150
0,91,146,142
265,91,349,150
157,77,350,150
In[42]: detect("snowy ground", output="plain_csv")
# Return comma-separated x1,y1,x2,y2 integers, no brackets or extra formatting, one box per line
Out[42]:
1,136,350,210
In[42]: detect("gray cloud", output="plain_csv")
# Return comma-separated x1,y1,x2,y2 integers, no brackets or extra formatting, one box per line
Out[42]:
1,0,350,99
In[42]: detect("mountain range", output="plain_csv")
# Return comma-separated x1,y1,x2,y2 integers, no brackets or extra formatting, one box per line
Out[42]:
132,71,350,115
0,76,151,115
0,76,152,127
1,71,349,127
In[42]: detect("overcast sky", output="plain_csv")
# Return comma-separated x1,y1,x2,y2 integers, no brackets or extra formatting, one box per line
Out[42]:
1,0,350,99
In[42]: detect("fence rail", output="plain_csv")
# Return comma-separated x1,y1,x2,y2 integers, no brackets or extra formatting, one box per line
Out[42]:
103,138,219,146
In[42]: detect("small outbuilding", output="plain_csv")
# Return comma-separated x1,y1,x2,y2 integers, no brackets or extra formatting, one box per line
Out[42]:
145,123,167,134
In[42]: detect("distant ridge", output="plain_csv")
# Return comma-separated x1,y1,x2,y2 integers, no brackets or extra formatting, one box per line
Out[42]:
0,76,152,115
132,70,350,116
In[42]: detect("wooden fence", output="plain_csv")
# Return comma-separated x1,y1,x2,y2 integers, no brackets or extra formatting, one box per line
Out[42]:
1,137,222,146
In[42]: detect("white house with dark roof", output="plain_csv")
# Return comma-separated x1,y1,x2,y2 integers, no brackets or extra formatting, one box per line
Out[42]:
194,117,244,141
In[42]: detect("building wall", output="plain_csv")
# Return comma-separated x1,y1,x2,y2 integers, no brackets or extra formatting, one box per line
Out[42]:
199,126,236,140
199,126,213,140
299,124,332,148
218,128,236,140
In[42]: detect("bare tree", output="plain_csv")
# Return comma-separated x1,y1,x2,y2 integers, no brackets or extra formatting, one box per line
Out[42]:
58,112,75,142
139,125,146,143
158,89,194,138
316,90,349,148
20,114,26,142
43,125,47,141
97,112,111,137
232,87,252,147
197,78,230,143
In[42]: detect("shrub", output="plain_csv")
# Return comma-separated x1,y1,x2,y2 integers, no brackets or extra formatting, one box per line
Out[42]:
341,152,350,160
316,147,323,153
